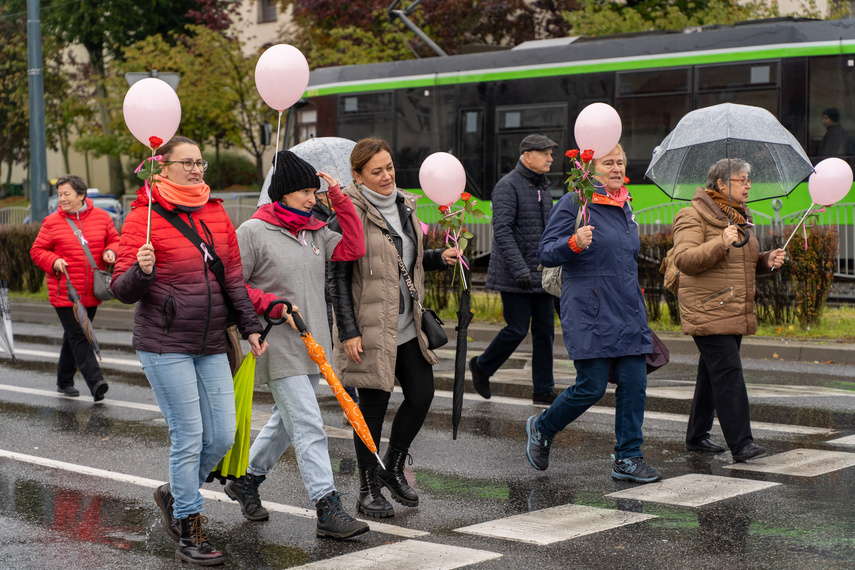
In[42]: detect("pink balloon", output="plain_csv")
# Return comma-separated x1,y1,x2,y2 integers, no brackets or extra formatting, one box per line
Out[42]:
419,152,466,206
574,103,622,158
809,158,853,205
255,44,310,112
122,78,181,149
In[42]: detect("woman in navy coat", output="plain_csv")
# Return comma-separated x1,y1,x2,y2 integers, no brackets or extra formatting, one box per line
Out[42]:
524,144,662,484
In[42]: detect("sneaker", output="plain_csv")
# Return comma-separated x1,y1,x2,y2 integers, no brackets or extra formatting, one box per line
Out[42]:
57,385,80,397
611,456,662,483
469,356,491,399
316,491,369,539
532,391,557,405
525,415,552,471
732,442,767,463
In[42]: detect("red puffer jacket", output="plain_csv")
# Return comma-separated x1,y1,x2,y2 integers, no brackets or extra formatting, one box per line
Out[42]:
30,198,120,308
111,186,262,355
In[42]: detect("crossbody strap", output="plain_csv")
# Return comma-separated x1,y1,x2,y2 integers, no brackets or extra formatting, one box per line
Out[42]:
151,202,237,321
65,218,99,271
382,231,423,312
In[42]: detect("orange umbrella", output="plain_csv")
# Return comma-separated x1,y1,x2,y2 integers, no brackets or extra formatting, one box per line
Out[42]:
287,308,385,470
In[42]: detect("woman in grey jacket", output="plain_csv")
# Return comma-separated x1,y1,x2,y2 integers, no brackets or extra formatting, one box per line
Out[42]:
227,150,368,539
329,138,457,518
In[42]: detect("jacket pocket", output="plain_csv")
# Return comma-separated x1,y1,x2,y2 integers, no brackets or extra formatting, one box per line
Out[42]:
579,288,600,326
700,287,734,311
162,295,176,333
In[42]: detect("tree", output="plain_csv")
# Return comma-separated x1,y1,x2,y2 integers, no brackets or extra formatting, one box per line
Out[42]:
0,8,30,195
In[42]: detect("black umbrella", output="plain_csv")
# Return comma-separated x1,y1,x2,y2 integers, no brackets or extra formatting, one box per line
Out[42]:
452,267,474,440
61,268,102,362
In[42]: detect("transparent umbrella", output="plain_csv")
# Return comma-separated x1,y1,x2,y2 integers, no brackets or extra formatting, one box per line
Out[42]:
258,137,357,207
0,279,16,363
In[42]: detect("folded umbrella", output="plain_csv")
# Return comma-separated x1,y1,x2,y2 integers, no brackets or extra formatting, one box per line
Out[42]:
61,268,101,362
452,271,474,440
0,279,16,364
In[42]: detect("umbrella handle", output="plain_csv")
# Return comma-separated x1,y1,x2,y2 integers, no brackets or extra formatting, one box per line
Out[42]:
261,298,293,343
291,311,308,335
732,228,750,248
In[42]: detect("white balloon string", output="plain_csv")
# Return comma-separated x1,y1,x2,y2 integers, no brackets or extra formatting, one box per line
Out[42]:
273,110,283,173
781,203,815,251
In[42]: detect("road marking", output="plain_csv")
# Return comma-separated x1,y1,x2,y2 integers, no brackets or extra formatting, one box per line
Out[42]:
432,390,835,435
0,383,162,412
454,504,655,545
0,346,141,367
294,539,501,569
827,434,855,448
647,383,855,400
724,448,855,477
0,448,425,538
606,474,779,507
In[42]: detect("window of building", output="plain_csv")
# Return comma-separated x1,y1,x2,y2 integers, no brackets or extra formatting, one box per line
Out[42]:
259,0,277,24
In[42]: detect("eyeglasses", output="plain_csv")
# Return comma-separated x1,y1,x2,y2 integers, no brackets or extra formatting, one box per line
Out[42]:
163,159,209,172
730,178,751,185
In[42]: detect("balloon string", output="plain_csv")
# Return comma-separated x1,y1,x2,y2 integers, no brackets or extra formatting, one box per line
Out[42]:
134,153,162,245
781,203,816,251
273,110,283,173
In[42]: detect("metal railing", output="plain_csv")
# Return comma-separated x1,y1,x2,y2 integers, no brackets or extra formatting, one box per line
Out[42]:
0,207,30,226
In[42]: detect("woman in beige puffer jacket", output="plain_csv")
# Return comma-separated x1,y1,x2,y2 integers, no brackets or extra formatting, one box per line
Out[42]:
672,158,785,463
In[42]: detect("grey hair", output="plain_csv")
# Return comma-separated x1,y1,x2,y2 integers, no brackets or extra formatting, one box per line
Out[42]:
706,158,751,191
55,174,87,196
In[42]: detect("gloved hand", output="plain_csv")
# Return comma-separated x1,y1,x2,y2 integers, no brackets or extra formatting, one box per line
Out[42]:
515,273,533,290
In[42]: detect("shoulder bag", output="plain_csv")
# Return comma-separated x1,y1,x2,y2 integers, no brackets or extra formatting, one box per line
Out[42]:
151,203,244,374
65,218,114,301
382,231,448,350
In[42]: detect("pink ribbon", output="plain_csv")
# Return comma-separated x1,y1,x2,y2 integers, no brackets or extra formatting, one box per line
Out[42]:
200,243,214,263
135,155,163,199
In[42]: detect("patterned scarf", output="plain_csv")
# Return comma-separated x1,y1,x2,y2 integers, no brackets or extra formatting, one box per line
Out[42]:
705,188,747,225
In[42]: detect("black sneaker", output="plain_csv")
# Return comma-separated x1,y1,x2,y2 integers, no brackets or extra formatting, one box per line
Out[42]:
532,391,557,405
611,456,662,483
732,442,767,463
316,491,369,539
525,415,552,471
57,385,80,397
469,357,491,399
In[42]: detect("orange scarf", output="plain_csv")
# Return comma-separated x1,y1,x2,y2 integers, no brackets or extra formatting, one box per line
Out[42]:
155,176,211,208
705,188,747,225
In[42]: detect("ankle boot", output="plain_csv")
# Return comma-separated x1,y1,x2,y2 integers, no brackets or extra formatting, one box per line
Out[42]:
224,473,269,521
357,464,394,518
175,513,224,566
377,447,419,507
153,483,179,541
316,491,370,539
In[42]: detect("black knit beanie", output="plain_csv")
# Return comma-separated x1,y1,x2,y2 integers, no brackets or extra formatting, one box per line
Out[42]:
268,150,320,203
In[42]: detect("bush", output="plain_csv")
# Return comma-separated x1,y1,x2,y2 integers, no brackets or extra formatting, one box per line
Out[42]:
0,224,44,293
755,231,795,326
639,232,676,324
204,153,257,190
787,226,837,328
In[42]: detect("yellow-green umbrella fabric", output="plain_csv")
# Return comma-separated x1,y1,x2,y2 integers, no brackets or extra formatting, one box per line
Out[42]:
209,352,256,483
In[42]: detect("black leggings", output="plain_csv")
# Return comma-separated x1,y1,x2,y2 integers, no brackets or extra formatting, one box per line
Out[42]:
354,338,435,466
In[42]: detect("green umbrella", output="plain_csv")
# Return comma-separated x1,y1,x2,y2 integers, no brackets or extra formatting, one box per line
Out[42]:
208,299,290,484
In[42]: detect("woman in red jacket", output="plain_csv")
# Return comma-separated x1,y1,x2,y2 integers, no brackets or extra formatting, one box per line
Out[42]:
111,136,266,566
30,174,119,402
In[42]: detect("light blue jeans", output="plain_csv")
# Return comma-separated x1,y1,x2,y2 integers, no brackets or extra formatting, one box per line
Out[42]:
248,374,335,503
137,351,236,519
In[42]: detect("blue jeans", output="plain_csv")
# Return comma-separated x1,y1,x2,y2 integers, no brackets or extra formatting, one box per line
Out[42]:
137,351,236,519
247,374,335,503
476,291,554,395
537,355,647,459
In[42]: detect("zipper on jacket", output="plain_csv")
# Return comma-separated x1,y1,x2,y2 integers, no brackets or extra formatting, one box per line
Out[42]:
701,287,734,306
187,212,212,353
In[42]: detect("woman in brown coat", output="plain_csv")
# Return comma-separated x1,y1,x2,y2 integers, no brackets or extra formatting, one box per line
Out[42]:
672,158,785,463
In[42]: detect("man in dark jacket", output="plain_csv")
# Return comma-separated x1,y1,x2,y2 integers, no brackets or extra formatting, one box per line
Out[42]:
470,134,557,404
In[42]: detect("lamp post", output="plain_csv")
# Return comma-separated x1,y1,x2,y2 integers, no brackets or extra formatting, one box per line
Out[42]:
27,0,48,223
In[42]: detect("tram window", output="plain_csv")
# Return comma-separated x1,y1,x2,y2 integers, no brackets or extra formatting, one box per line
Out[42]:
697,62,778,90
615,94,691,181
617,68,689,96
696,90,778,116
495,104,566,198
339,92,393,114
296,108,317,144
807,56,855,158
497,107,565,131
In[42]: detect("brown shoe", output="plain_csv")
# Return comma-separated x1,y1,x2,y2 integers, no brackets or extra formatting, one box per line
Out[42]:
153,483,180,542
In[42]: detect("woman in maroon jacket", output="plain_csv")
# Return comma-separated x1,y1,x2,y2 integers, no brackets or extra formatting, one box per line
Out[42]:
30,174,119,401
111,136,266,566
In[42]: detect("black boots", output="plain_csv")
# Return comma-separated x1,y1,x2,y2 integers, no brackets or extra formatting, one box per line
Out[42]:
175,513,224,566
316,491,370,539
224,473,269,521
357,464,394,518
153,483,180,541
377,447,419,507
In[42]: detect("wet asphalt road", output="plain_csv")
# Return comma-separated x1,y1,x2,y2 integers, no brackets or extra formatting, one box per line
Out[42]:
1,339,855,569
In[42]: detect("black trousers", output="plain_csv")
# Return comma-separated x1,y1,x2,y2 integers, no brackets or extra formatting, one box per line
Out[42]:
354,338,435,466
687,335,753,453
55,306,103,393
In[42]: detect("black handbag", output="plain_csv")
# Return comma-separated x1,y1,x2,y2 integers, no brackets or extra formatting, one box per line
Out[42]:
65,218,114,301
382,232,448,350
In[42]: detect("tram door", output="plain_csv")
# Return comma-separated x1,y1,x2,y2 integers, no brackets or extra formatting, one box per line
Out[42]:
458,108,486,199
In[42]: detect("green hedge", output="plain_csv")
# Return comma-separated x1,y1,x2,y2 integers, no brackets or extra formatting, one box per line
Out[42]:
204,153,257,190
0,224,44,293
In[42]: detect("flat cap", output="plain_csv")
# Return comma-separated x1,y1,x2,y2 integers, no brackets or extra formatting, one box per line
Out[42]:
519,134,558,154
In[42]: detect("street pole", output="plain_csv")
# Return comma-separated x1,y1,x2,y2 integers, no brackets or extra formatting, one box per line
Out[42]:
27,0,48,223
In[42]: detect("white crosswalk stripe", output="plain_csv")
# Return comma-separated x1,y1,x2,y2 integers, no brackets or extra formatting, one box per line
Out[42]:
724,448,855,477
293,539,501,569
606,473,780,507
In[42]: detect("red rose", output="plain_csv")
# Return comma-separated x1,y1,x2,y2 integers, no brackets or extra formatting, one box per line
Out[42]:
565,149,579,158
581,150,594,163
439,205,450,213
149,136,163,149
624,176,630,184
461,192,471,201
